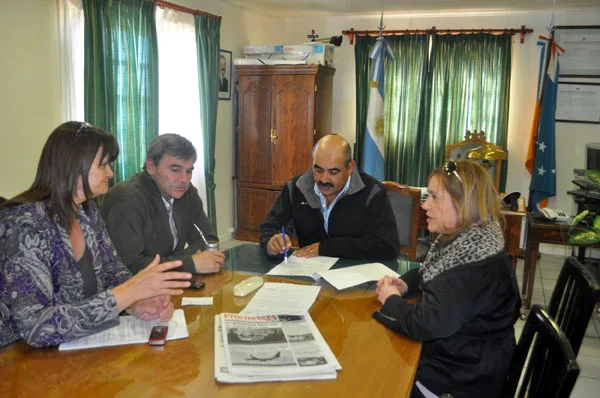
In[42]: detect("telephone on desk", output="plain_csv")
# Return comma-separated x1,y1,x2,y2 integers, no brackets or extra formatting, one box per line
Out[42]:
537,208,571,223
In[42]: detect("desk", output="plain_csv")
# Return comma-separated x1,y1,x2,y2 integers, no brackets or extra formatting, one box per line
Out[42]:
418,208,525,269
0,244,421,397
522,213,592,309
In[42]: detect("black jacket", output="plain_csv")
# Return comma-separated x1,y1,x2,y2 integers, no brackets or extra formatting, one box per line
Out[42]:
374,252,521,397
259,168,399,260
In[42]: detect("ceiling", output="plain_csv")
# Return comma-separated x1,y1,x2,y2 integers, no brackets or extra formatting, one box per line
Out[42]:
218,0,600,17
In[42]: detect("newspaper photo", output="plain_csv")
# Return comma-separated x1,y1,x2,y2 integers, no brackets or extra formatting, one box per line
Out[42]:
213,316,338,383
219,313,341,377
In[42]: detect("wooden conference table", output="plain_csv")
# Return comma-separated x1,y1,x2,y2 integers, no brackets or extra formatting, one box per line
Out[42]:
0,244,421,398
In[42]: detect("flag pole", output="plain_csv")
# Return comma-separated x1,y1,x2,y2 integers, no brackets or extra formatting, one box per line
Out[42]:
526,24,556,211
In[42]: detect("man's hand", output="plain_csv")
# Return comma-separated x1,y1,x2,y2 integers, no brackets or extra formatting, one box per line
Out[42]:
192,250,225,273
267,233,292,256
293,242,320,258
376,276,407,305
129,295,174,321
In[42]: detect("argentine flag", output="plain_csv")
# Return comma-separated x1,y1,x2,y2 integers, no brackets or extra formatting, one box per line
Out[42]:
362,37,395,181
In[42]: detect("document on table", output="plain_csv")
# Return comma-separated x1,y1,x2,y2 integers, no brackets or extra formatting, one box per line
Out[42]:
240,282,321,315
182,297,213,306
266,255,338,278
59,309,188,351
319,263,400,290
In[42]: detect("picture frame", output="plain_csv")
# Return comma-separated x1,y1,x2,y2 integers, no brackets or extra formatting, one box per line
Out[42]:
555,82,600,124
219,49,232,101
555,25,600,78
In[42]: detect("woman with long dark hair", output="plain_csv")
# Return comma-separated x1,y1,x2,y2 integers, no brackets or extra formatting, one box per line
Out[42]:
0,121,191,348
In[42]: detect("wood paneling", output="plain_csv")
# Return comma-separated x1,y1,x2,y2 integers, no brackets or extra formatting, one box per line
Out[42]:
235,65,335,241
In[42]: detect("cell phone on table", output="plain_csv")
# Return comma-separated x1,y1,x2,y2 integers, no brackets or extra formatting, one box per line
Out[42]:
149,325,168,346
188,280,206,290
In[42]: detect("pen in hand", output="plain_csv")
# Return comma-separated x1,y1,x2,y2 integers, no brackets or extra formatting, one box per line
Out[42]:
282,226,288,264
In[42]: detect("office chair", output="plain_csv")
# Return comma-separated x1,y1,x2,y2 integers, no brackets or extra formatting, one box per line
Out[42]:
500,305,580,398
382,181,429,262
547,256,600,356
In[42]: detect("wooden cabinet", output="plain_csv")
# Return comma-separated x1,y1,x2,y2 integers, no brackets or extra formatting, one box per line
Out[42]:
235,65,335,241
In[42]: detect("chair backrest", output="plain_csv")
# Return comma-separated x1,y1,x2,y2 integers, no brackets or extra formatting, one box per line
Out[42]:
382,181,420,261
445,130,504,191
501,305,580,398
547,256,600,355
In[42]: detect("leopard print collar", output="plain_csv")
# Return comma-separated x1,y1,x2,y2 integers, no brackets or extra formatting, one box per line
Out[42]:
419,222,505,283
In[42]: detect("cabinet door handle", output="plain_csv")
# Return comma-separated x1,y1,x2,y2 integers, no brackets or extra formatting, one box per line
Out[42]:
270,129,278,144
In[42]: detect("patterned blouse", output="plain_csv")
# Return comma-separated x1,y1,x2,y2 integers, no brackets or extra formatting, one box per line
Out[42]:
0,200,132,348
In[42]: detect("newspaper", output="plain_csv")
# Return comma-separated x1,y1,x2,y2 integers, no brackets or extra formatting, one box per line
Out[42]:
213,316,337,383
218,312,341,378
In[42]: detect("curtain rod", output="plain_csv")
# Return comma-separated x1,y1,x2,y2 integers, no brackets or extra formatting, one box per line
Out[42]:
342,25,533,44
155,0,221,20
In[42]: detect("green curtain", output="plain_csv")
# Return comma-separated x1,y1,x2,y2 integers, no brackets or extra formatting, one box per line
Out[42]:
356,33,512,190
83,0,158,184
354,36,376,168
194,14,221,232
383,34,430,185
425,33,512,191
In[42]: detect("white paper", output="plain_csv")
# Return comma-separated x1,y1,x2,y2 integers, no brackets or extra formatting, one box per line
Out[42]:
59,309,188,351
213,316,337,383
240,282,321,315
319,263,400,290
181,297,214,306
267,255,338,277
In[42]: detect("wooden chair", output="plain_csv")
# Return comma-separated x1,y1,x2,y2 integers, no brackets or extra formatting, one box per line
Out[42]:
445,130,504,191
547,256,600,355
382,182,428,262
501,305,580,398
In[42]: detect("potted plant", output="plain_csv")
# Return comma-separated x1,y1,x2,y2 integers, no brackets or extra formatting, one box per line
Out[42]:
569,170,600,245
568,210,600,245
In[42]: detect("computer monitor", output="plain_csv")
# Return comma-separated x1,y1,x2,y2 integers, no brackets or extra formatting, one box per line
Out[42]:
586,143,600,170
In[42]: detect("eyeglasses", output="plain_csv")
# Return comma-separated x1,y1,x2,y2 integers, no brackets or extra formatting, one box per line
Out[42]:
76,122,92,136
442,160,462,183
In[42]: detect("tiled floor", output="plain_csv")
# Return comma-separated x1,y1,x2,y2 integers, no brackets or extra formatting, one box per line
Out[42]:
515,253,600,397
221,240,600,395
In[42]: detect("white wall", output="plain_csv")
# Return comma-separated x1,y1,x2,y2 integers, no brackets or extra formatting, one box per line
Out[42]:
182,0,284,239
0,0,61,199
276,9,600,216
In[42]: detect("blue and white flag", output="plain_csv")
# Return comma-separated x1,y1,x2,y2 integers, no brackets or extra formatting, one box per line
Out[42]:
362,37,395,181
529,46,559,207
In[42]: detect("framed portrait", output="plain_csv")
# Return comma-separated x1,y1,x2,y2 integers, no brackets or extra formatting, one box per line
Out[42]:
219,49,232,101
555,25,600,78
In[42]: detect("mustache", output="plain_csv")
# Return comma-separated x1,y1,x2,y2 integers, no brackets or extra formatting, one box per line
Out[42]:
317,182,334,188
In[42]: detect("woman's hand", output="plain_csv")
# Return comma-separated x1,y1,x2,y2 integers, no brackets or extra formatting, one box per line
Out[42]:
128,295,174,322
376,276,407,305
113,255,191,312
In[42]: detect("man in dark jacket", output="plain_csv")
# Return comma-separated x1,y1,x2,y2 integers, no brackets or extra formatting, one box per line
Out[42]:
101,134,224,275
260,135,399,261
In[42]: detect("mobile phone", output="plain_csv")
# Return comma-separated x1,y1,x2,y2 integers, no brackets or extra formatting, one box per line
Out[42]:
149,325,168,346
188,280,206,290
